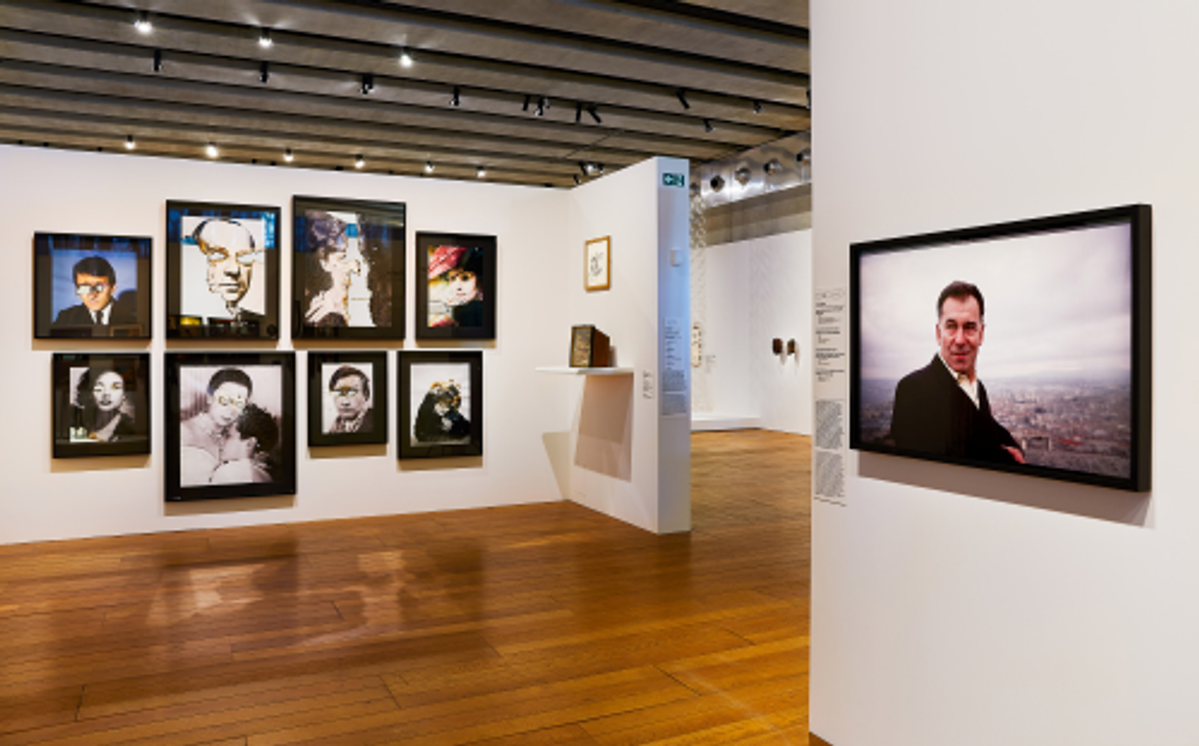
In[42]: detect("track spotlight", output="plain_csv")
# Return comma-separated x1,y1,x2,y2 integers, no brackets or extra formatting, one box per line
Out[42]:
676,89,690,109
523,95,531,113
284,148,294,162
361,73,374,95
450,86,460,106
124,135,136,151
355,154,365,169
709,175,725,192
134,11,152,34
703,119,715,132
575,102,582,124
573,174,581,186
424,161,434,174
764,158,783,175
585,162,597,175
258,29,273,48
587,105,602,124
152,49,163,72
797,148,811,163
259,61,270,84
578,161,589,177
806,89,811,108
205,142,219,158
596,163,605,175
476,165,486,178
535,96,546,117
752,100,763,114
399,49,414,68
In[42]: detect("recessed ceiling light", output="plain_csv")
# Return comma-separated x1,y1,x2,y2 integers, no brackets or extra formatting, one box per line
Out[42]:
205,142,219,158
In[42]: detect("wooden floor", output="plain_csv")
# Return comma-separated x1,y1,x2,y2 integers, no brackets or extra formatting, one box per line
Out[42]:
0,431,811,745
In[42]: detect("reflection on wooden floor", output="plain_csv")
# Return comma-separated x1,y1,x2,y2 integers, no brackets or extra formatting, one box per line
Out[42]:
0,430,811,745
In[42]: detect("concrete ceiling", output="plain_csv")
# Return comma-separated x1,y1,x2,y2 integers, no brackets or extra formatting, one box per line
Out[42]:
0,0,808,187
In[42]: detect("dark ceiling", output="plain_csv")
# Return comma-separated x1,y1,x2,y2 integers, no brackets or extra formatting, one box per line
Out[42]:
0,0,809,188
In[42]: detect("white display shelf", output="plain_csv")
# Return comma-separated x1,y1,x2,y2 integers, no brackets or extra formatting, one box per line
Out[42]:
536,366,634,376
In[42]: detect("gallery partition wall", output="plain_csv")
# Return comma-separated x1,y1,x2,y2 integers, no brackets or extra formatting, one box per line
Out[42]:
813,1,1198,745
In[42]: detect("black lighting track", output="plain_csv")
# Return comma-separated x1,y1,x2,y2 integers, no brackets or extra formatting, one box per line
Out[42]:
608,0,809,42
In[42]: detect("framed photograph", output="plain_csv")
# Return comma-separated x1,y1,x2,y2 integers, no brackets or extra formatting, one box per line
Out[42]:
415,232,496,340
293,196,406,339
165,352,296,501
34,233,152,339
166,201,281,339
52,353,150,458
307,351,388,446
398,350,483,459
850,204,1151,491
584,236,611,291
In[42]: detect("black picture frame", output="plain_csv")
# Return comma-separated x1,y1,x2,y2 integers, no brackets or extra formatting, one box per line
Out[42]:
850,204,1151,492
292,196,406,339
307,351,389,446
414,232,496,340
52,353,150,458
166,201,282,339
34,233,152,339
398,350,483,459
165,352,296,501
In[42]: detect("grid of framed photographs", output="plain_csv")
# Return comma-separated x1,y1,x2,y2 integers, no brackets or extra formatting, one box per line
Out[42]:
37,195,492,502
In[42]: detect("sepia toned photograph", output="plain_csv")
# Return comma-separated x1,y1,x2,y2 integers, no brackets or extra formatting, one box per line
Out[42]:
293,197,405,339
415,232,496,340
166,201,281,338
52,353,150,458
851,205,1151,491
34,233,152,339
165,353,295,501
398,351,482,458
307,351,388,447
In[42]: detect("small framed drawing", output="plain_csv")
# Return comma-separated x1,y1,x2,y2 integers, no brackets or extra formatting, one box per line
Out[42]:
584,236,611,292
34,233,152,339
165,352,296,501
398,350,483,459
307,351,389,446
293,196,406,339
166,201,282,339
52,353,150,458
415,232,496,340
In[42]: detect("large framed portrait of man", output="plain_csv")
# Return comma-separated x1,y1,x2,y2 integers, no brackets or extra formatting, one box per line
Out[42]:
293,196,405,339
398,350,482,459
850,204,1151,492
166,201,281,339
414,232,496,340
307,351,388,447
52,353,150,458
165,352,296,501
34,233,152,339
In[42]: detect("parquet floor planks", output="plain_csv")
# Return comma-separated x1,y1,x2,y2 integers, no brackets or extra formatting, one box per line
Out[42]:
0,430,810,745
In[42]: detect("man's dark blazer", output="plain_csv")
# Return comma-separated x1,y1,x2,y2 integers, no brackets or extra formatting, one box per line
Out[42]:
889,355,1021,464
52,296,138,333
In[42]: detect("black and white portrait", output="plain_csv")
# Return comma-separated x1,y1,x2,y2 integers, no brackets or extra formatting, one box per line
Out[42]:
177,364,284,487
53,354,150,458
322,362,375,435
409,362,472,446
180,215,268,322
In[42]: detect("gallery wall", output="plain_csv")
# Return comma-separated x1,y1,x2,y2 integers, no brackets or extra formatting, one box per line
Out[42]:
691,229,813,435
1,143,576,545
813,2,1198,745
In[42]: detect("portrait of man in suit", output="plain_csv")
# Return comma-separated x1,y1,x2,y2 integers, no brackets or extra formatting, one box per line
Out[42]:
325,364,374,435
191,218,264,322
889,280,1025,465
52,256,137,332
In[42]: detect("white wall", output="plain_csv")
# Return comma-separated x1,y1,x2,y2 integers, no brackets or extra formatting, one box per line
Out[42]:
563,157,691,534
1,144,572,545
813,2,1199,745
692,229,813,435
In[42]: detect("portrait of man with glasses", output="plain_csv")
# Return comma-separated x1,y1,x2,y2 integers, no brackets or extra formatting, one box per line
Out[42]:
888,280,1025,465
51,255,138,332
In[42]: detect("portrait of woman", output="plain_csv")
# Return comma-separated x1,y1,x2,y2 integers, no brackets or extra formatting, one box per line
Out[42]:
53,353,150,458
427,244,485,329
70,366,137,443
413,379,471,445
